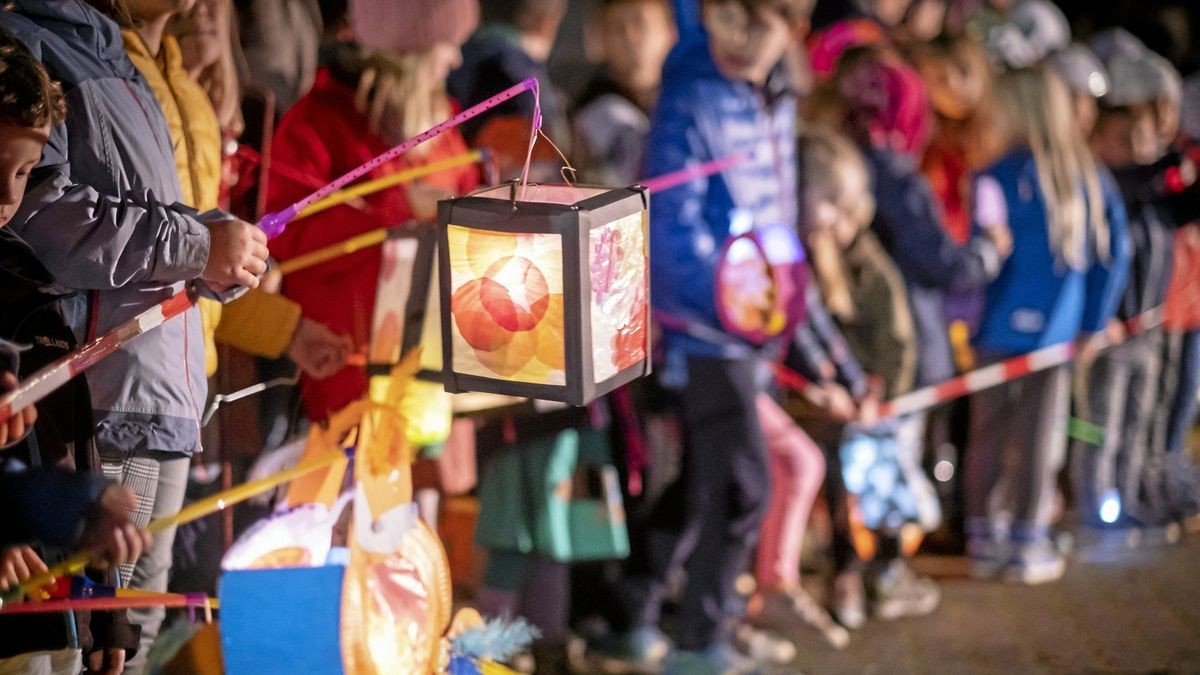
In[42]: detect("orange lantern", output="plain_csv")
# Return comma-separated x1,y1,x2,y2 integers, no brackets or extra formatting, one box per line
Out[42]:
437,183,651,405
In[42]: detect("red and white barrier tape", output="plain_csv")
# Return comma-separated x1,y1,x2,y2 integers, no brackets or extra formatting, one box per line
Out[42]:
0,290,194,424
776,306,1164,419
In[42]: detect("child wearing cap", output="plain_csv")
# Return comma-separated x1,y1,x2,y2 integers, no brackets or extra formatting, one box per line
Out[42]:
1049,44,1110,139
1078,33,1186,533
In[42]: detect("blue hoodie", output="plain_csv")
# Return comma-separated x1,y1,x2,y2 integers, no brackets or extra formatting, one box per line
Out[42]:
973,147,1132,357
644,36,798,360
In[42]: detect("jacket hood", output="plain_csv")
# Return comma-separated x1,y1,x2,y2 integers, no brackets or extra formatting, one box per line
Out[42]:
6,0,139,84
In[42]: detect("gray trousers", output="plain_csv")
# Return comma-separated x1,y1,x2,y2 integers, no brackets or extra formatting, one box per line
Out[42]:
965,364,1070,541
99,450,190,675
1072,329,1163,526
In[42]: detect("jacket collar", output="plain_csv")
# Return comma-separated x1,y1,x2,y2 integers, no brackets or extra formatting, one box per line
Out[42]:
123,28,186,73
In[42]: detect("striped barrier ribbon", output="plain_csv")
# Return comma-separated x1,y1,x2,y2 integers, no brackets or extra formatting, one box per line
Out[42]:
0,291,195,425
773,306,1164,419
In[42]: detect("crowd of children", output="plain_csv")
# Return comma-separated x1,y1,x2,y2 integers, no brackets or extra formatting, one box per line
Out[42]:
2,0,1200,673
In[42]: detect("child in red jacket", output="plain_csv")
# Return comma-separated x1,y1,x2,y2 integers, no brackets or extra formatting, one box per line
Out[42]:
266,0,482,422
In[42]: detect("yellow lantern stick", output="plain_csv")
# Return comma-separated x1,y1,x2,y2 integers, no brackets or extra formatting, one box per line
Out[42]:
277,228,391,276
1,444,360,607
293,150,482,221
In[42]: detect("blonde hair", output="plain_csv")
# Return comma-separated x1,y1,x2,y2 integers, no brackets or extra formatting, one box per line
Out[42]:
800,127,875,320
356,50,451,149
997,65,1109,268
170,0,245,138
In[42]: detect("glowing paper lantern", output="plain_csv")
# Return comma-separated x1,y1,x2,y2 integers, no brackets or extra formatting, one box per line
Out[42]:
438,183,651,405
368,230,457,446
715,221,808,345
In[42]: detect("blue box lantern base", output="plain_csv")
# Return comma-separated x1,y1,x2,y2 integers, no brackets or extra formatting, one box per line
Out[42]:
219,566,346,675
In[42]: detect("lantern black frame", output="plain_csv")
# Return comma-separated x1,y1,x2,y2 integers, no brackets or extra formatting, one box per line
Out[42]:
437,182,652,406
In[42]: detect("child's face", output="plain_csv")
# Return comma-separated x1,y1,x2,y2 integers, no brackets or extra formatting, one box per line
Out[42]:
173,0,225,72
902,0,946,42
919,53,984,121
812,162,874,248
869,0,915,27
600,0,676,94
702,1,793,86
0,122,49,228
1091,110,1159,167
1155,96,1180,148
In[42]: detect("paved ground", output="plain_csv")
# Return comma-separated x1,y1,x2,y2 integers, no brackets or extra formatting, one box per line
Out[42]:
784,536,1200,674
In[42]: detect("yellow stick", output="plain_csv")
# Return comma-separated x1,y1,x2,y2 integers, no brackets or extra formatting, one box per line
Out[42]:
148,449,348,535
2,448,351,605
293,151,481,221
277,228,390,276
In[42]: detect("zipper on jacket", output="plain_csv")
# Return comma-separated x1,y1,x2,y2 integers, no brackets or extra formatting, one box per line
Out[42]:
121,78,204,433
163,64,204,206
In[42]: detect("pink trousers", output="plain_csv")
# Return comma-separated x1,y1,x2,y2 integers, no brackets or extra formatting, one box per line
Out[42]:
754,393,826,592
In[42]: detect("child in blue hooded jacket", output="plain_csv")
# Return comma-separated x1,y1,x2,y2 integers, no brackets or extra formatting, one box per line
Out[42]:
612,0,821,671
965,65,1130,585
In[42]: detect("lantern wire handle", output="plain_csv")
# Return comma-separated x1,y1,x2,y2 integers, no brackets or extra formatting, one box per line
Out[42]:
517,80,542,200
535,128,577,187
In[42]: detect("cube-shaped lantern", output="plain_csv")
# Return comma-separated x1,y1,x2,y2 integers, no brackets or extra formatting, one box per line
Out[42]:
437,183,651,406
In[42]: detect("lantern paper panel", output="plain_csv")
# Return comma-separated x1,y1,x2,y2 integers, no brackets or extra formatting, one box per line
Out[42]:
589,210,649,382
438,183,651,406
445,225,566,386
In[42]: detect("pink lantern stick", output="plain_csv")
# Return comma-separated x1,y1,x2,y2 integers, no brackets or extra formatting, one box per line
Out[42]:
638,152,750,193
259,78,541,238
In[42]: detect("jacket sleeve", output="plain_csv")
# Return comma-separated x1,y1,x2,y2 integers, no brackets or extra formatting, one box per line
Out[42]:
644,81,723,328
849,257,917,396
1082,174,1133,333
873,160,1000,294
214,289,303,358
9,167,211,291
266,104,414,283
788,284,870,398
0,467,108,550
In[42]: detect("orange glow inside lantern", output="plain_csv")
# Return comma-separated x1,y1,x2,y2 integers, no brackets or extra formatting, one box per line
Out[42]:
438,183,651,405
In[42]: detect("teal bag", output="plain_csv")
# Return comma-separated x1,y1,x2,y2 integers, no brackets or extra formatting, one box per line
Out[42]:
475,428,630,562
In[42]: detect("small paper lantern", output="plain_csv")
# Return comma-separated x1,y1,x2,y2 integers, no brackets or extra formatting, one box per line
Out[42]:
438,183,651,406
715,221,808,345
